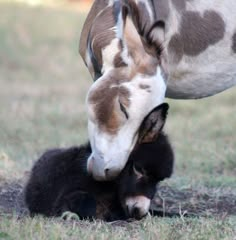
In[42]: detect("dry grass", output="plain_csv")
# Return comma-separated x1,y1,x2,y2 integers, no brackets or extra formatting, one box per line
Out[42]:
0,214,235,240
0,1,236,239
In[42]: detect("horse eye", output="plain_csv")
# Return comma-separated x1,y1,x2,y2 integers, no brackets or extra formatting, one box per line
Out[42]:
119,100,129,119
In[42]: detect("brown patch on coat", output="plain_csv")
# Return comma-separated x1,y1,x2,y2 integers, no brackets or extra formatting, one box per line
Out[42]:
232,32,236,53
88,70,131,134
168,10,225,62
168,34,184,64
89,6,116,67
79,0,109,60
180,10,225,56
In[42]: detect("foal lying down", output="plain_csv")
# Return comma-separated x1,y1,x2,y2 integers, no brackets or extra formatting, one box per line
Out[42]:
24,103,174,221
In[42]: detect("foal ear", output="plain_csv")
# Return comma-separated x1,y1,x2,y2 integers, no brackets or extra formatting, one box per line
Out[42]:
138,103,169,144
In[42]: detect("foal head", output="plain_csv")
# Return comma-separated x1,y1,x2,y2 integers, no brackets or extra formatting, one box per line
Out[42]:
117,103,174,219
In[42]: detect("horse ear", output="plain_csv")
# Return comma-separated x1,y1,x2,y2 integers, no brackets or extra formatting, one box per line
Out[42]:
138,103,169,144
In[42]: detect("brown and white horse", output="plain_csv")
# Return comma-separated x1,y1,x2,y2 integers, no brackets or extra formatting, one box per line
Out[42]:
79,0,236,180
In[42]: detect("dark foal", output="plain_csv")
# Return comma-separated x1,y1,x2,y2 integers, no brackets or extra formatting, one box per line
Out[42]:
24,103,174,221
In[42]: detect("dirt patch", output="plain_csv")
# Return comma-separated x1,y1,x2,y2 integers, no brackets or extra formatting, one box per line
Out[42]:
0,180,28,217
152,185,236,217
0,180,236,219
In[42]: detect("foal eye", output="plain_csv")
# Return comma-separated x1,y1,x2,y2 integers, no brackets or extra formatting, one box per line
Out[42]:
119,100,129,119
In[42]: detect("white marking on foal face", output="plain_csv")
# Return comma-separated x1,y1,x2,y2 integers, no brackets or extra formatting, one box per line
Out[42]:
86,67,166,180
125,195,151,219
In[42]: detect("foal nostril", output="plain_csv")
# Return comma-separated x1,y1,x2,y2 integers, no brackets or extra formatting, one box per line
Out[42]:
132,207,141,219
126,205,129,215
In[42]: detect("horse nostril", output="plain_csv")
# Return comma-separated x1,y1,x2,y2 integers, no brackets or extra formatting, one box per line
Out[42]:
131,207,142,220
133,207,139,216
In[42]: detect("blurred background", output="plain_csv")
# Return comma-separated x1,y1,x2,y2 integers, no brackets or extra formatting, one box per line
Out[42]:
0,0,235,188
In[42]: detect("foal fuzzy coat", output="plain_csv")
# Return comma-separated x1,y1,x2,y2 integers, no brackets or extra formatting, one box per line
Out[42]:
24,134,173,221
24,103,174,221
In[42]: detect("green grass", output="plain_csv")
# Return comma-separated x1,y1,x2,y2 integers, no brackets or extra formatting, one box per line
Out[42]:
0,1,236,239
0,2,90,173
0,215,235,240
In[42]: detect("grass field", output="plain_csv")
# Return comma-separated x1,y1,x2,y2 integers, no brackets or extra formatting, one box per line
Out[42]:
0,1,236,239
